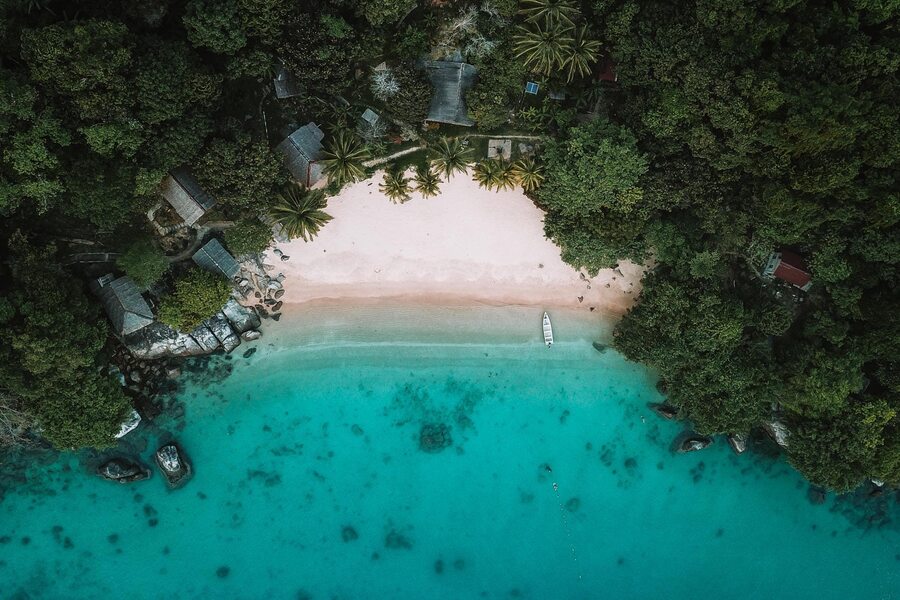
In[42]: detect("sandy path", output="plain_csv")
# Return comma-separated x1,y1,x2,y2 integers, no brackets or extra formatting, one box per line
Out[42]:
268,171,644,317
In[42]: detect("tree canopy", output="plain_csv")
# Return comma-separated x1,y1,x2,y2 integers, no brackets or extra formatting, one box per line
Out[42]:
0,0,896,489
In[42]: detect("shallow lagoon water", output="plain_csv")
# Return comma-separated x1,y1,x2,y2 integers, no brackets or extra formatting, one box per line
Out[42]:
2,306,898,599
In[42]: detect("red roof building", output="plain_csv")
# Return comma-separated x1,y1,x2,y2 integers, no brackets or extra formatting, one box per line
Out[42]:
763,251,812,291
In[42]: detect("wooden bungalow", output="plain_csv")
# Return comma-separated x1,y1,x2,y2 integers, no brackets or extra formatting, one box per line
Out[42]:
160,168,217,226
276,122,326,187
96,275,155,336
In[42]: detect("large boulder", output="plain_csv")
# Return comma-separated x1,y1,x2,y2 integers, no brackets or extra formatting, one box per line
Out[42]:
221,298,260,333
648,402,679,420
727,433,747,454
124,322,207,359
155,443,192,488
763,420,790,448
97,458,151,483
114,409,142,439
241,330,261,341
674,433,713,453
190,324,221,353
207,313,240,353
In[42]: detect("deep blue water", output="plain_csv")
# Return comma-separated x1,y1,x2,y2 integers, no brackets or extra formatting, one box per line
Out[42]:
1,307,898,599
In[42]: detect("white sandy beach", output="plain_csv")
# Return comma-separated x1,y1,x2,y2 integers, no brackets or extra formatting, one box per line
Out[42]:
269,171,644,316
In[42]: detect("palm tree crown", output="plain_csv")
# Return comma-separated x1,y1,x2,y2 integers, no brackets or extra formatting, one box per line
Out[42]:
379,170,413,204
414,164,441,198
513,19,574,76
563,26,601,83
321,130,369,188
511,157,545,192
518,0,580,27
429,137,474,180
268,184,333,242
472,158,516,192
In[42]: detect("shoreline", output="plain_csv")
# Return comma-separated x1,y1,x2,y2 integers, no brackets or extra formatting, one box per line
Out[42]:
257,299,618,351
265,171,645,318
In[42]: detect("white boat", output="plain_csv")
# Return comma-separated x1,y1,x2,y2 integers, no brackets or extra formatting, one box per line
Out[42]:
542,312,554,347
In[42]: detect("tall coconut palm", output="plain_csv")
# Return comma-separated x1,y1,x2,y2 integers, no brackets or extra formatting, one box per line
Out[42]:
268,184,333,242
379,169,412,203
473,158,516,192
563,26,601,82
511,157,545,192
414,164,441,198
513,19,574,76
518,0,579,27
429,137,473,180
321,130,369,188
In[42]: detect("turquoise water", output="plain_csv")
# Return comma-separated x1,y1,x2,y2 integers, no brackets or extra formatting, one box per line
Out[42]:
1,306,898,600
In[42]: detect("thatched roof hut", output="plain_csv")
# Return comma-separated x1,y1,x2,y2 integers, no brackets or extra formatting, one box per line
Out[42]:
160,168,217,226
97,275,154,336
276,122,326,187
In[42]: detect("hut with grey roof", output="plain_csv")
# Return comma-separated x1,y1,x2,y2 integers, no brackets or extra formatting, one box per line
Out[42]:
423,61,477,127
96,275,155,336
160,168,217,226
276,122,326,187
192,238,240,279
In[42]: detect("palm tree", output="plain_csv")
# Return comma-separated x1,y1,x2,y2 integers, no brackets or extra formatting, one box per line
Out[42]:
429,137,473,180
473,159,516,192
321,130,369,188
379,170,412,204
563,26,601,83
518,0,579,27
268,184,333,242
414,164,441,198
494,159,517,191
513,20,574,76
511,157,545,192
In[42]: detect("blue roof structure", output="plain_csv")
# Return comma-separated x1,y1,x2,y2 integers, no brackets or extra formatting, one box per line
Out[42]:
525,81,539,95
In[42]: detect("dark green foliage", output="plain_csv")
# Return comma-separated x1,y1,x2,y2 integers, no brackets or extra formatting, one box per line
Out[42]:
598,0,900,490
224,219,273,256
20,20,133,121
193,133,286,210
0,0,896,490
537,119,649,271
158,268,233,331
63,157,144,230
787,399,897,492
0,233,130,449
355,0,417,27
117,239,169,288
384,65,432,125
467,44,525,130
393,24,431,60
183,0,248,54
134,41,221,126
614,271,771,434
279,11,367,95
0,69,71,214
